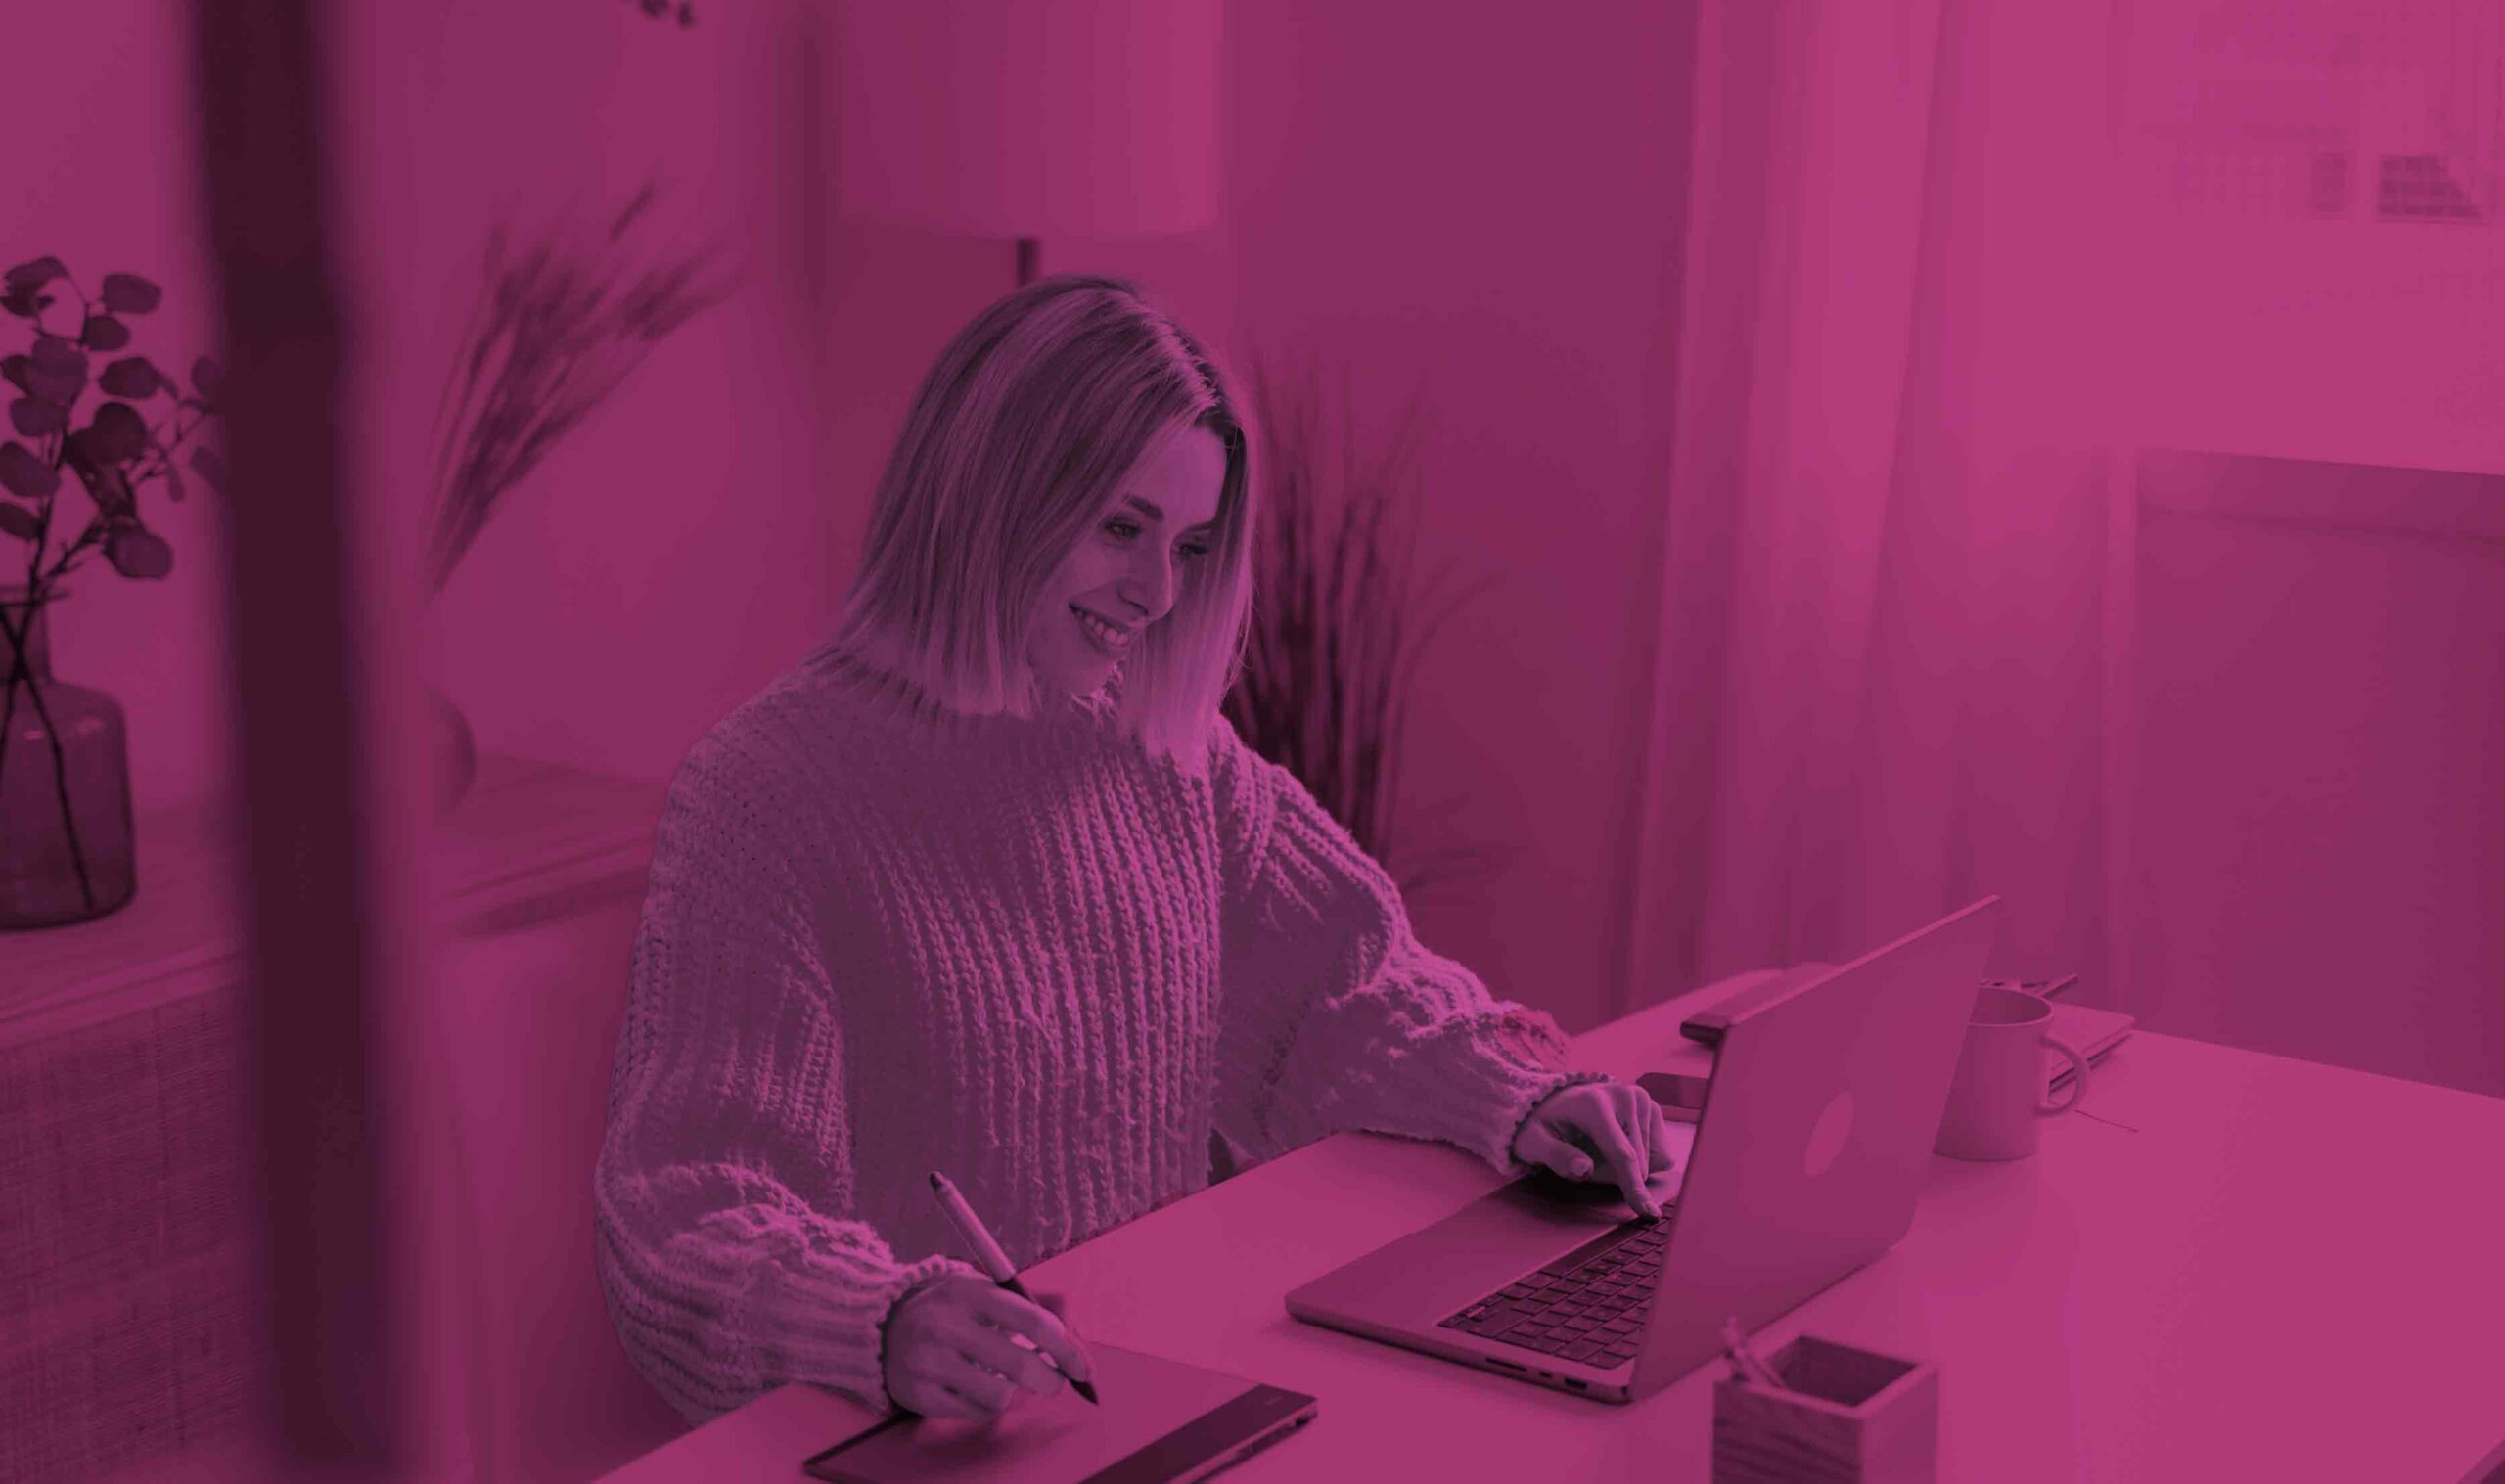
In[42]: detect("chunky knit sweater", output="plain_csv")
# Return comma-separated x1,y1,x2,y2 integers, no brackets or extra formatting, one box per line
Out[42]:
593,652,1605,1425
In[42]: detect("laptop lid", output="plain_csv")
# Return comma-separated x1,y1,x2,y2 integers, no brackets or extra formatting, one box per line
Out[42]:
1627,897,2002,1394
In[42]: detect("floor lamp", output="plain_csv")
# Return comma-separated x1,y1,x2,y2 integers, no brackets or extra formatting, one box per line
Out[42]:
829,0,1221,289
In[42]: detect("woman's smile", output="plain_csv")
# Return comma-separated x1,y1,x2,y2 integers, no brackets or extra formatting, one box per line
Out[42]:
1073,606,1134,656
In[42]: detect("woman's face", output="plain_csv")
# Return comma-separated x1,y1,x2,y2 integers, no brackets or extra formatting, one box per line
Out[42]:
1025,425,1227,698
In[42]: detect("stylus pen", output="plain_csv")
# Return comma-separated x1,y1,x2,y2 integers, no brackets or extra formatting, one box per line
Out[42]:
928,1171,1102,1406
1719,1318,1789,1391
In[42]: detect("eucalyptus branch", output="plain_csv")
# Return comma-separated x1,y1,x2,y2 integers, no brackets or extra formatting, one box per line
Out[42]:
2,253,220,916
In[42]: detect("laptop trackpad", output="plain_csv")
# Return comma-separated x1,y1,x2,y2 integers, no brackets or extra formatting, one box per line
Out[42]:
1285,1127,1694,1331
1287,1180,1637,1331
1514,1118,1695,1209
1515,1163,1683,1211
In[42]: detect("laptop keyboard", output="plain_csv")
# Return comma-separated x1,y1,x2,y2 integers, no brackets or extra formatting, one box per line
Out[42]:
1435,1216,1670,1369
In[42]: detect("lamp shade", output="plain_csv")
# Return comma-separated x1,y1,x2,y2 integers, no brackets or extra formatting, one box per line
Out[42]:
829,0,1222,240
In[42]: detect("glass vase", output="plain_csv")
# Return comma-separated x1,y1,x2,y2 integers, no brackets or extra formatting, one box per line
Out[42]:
1,585,138,929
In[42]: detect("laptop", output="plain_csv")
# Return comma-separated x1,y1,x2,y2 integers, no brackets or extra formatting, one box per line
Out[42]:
1284,897,2002,1403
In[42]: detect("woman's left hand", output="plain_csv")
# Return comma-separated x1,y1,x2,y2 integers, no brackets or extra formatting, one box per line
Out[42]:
1509,1079,1672,1219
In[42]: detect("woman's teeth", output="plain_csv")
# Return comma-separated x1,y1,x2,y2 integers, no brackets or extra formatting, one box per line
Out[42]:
1074,607,1131,652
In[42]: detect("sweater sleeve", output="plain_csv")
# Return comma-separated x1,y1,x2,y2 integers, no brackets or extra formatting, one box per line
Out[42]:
1206,717,1611,1177
593,726,985,1426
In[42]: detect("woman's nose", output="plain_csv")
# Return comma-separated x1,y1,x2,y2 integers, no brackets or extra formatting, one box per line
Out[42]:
1117,548,1176,620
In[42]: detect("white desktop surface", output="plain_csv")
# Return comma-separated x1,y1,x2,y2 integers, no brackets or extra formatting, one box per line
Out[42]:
605,971,2505,1483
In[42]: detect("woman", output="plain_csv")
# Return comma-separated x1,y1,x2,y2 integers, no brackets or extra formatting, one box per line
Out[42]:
593,275,1675,1428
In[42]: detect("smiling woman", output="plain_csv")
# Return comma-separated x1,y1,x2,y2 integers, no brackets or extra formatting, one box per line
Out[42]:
592,274,1647,1432
807,274,1256,777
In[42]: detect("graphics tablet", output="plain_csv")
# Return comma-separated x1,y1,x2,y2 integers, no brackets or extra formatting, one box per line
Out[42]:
801,1342,1316,1484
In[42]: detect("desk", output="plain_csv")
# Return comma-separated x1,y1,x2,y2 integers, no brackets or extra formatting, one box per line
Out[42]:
604,973,2505,1482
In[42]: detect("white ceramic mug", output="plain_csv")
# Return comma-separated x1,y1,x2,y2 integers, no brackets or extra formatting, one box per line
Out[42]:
1934,986,2091,1161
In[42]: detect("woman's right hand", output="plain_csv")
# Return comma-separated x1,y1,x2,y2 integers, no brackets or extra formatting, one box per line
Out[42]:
883,1276,1096,1423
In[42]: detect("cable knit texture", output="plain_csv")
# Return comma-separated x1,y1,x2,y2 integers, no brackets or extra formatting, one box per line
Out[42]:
594,653,1607,1425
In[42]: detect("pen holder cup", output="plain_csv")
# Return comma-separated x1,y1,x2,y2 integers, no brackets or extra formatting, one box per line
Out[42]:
1711,1335,1938,1484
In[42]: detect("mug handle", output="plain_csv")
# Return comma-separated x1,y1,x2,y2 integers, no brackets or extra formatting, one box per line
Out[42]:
2038,1034,2091,1115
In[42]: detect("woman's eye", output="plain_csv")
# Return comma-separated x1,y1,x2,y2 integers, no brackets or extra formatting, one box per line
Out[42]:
1107,520,1208,560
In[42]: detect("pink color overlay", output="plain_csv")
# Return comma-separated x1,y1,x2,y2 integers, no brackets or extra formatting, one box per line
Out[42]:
6,0,2500,1479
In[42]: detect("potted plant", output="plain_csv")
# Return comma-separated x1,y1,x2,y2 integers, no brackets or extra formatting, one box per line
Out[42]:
0,255,223,929
1224,351,1506,899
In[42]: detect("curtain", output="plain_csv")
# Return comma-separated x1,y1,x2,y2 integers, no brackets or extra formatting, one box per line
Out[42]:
1608,0,2128,1016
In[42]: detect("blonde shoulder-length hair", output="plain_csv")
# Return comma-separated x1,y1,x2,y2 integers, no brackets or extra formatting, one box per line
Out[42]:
806,274,1259,781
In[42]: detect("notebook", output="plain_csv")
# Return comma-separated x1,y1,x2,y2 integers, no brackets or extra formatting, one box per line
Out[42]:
1984,977,2134,1094
2044,1000,2135,1094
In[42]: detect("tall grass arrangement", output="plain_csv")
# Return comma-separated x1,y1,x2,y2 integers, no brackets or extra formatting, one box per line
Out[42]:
423,183,726,601
1223,352,1506,898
